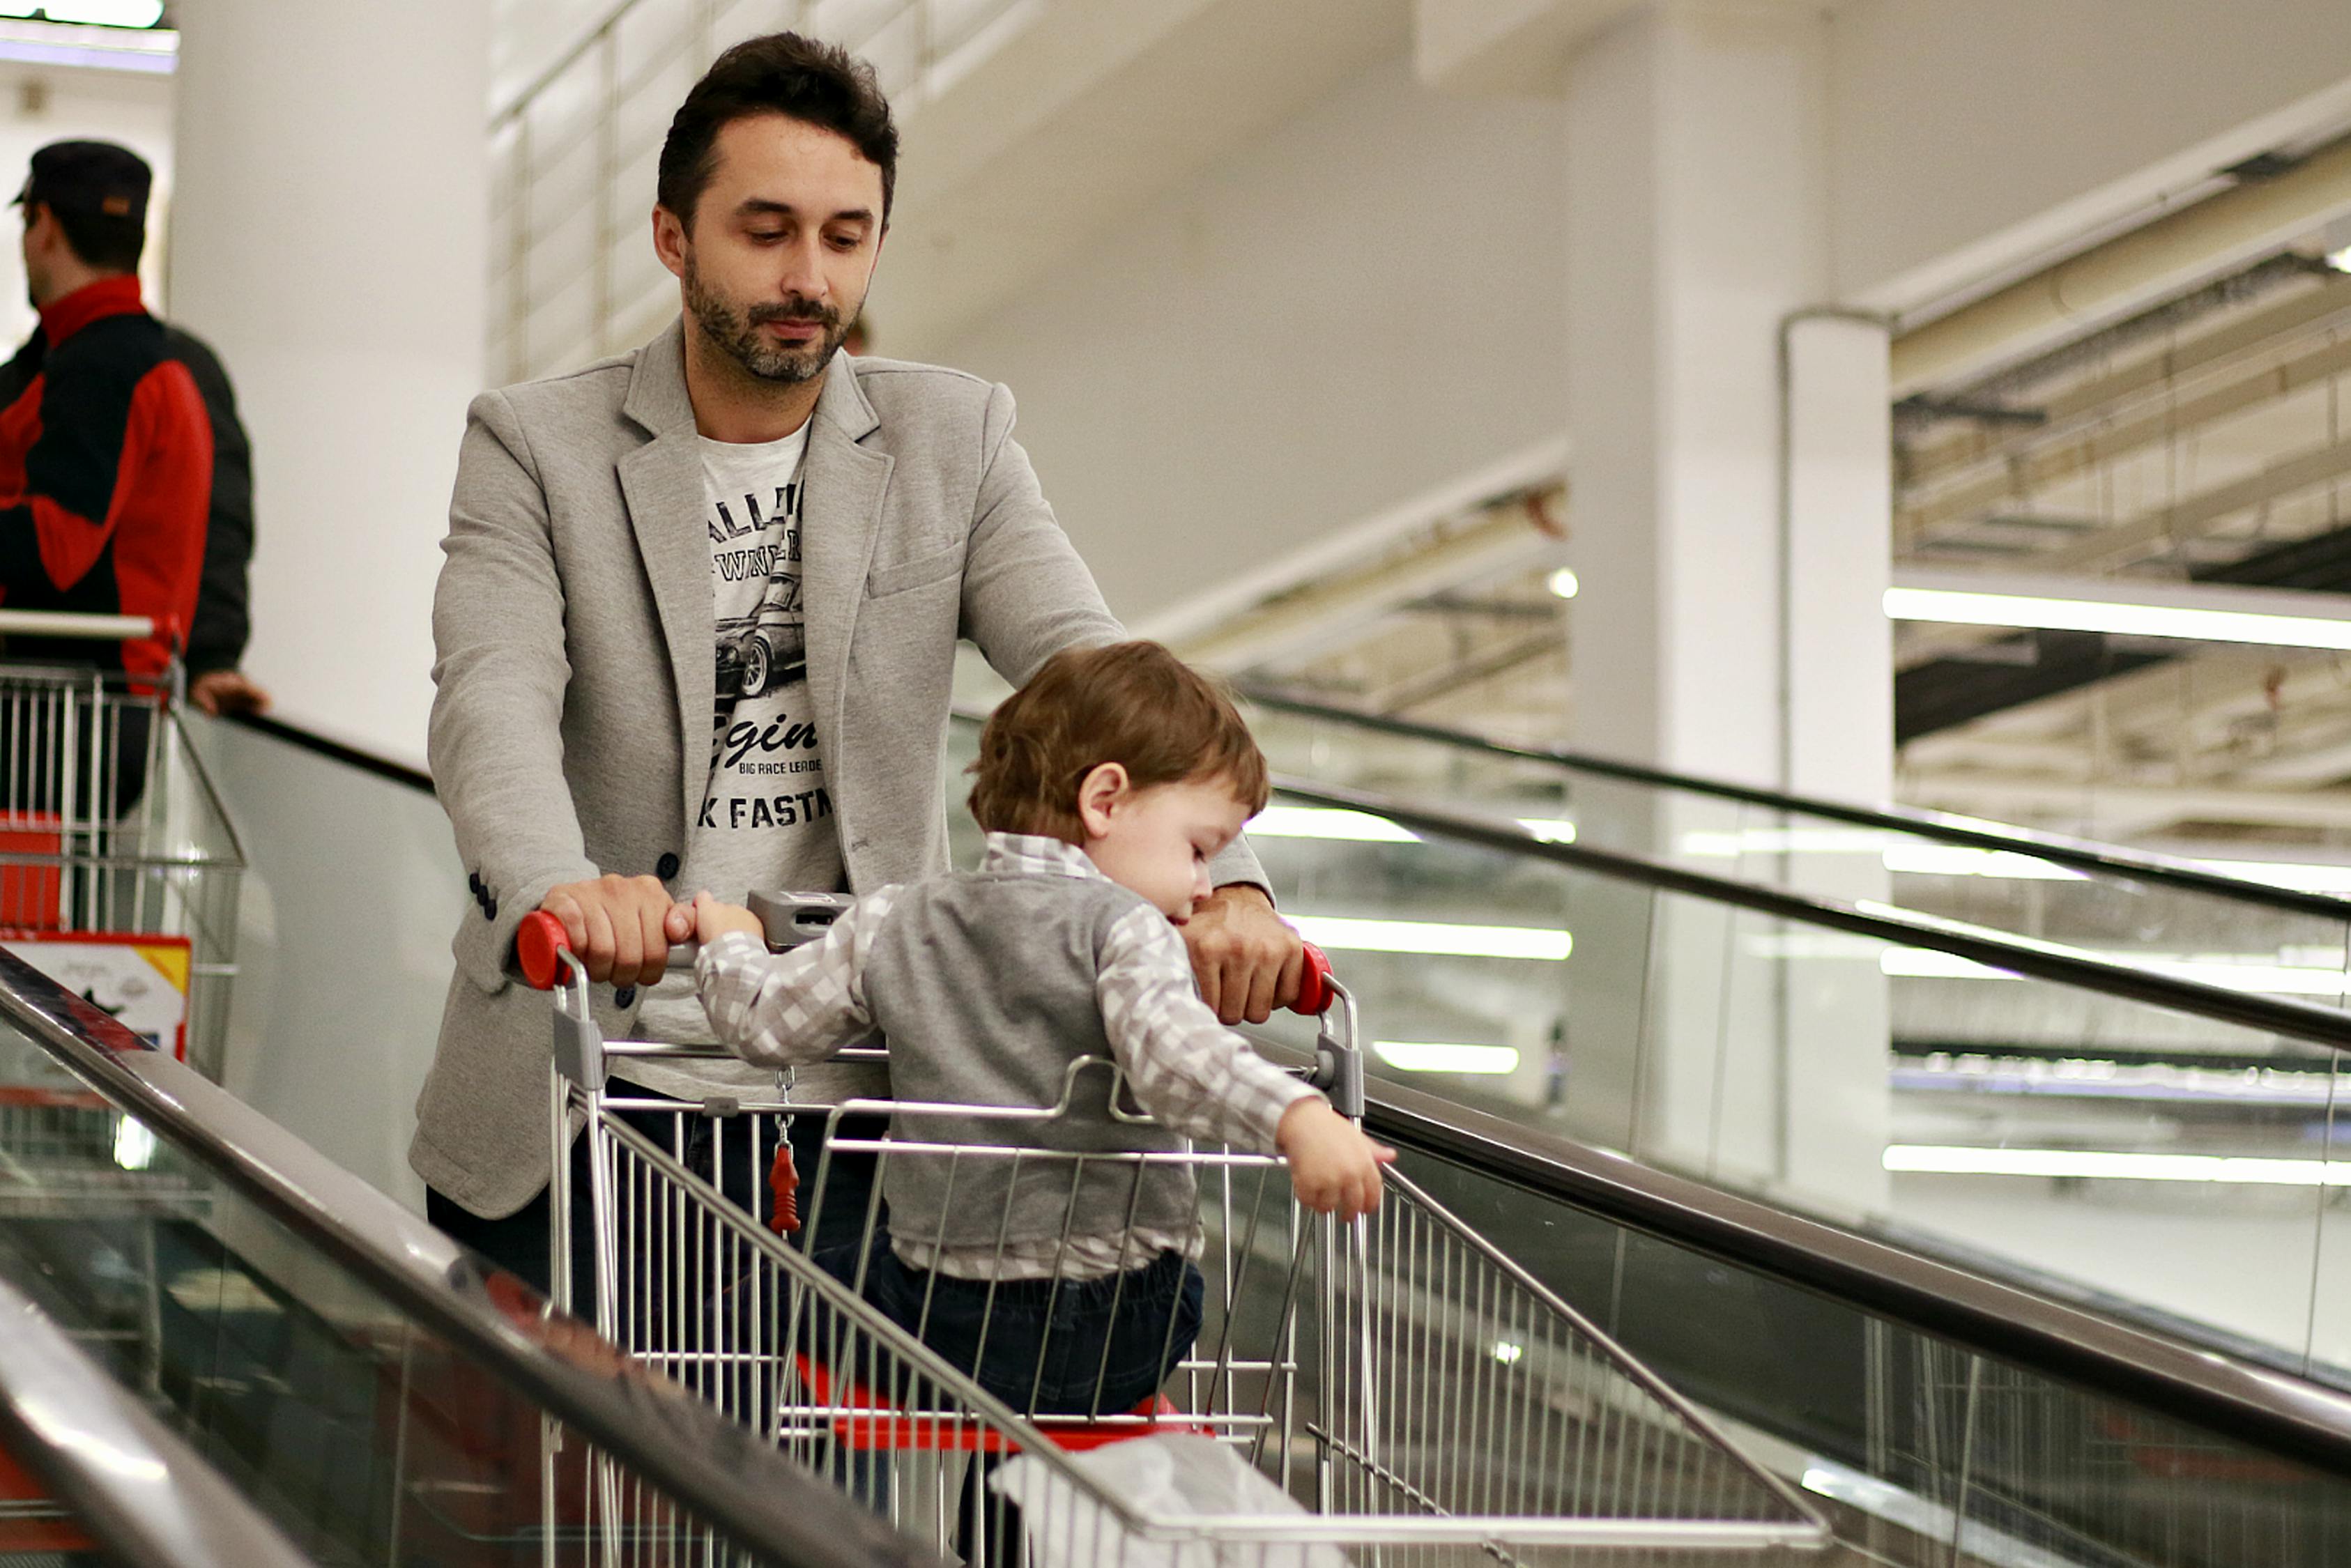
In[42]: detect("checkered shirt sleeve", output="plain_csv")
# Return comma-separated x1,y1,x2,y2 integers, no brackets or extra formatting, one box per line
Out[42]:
692,887,900,1068
1095,903,1319,1154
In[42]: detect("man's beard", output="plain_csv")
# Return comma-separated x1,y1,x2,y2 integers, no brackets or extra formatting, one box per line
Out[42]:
682,249,848,385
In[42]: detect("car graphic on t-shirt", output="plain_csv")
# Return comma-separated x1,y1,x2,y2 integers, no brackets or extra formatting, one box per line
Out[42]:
716,601,808,698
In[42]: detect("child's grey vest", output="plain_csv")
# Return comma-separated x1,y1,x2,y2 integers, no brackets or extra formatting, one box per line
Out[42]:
862,871,1196,1258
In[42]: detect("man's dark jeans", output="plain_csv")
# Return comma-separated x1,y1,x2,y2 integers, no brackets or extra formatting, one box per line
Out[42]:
424,1096,884,1315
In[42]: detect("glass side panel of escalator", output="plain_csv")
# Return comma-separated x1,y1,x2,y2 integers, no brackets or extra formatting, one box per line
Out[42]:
940,714,2351,1399
0,1023,812,1568
1388,1139,2351,1568
1244,700,2351,1017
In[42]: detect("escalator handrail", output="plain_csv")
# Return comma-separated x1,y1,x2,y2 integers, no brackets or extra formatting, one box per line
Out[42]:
225,710,436,794
1273,773,2351,1055
1241,684,2351,921
0,951,941,1568
227,700,2351,935
1356,1067,2351,1476
0,1275,318,1568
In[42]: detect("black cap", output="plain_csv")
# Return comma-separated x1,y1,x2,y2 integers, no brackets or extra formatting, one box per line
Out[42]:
15,141,151,226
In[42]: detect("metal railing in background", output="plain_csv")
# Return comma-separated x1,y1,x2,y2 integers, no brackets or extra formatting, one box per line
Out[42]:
489,0,1039,383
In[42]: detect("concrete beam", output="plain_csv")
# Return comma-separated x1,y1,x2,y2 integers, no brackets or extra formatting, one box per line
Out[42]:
1899,326,2351,541
1890,135,2351,395
1172,489,1565,673
1899,272,2351,495
1411,0,1634,94
1899,435,2351,569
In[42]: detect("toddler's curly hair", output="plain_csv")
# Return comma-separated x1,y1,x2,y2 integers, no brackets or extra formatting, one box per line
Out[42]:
968,641,1269,843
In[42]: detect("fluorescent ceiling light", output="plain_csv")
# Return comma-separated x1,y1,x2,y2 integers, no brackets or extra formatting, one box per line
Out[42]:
0,2,162,24
1878,944,2349,995
1885,583,2351,651
1678,815,2351,889
0,17,171,71
1680,828,2082,879
1372,1040,1522,1074
1248,805,1419,843
1895,845,2351,889
1547,567,1579,600
112,1116,155,1171
1287,914,1570,961
1885,1144,2351,1186
1254,806,1575,846
1894,1057,2338,1105
1881,843,2085,879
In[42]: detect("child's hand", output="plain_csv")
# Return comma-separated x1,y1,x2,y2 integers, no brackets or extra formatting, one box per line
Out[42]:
1276,1098,1395,1221
692,891,764,946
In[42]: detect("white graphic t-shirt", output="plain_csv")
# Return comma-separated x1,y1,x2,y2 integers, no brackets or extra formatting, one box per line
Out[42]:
626,423,871,1102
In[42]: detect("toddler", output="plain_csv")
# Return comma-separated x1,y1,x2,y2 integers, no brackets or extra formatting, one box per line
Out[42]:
691,640,1390,1417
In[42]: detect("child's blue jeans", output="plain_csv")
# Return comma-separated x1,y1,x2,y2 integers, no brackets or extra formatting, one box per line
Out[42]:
857,1244,1204,1417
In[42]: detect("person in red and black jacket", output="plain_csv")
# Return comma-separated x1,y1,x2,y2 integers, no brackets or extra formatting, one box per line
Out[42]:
0,141,210,684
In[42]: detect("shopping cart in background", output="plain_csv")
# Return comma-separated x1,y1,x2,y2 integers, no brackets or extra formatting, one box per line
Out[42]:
0,610,243,1076
521,904,1829,1565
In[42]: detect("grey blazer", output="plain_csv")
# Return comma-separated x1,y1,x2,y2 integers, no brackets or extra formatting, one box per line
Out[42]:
411,321,1260,1218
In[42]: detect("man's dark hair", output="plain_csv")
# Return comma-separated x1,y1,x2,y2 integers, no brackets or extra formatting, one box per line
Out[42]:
49,206,143,273
657,32,898,230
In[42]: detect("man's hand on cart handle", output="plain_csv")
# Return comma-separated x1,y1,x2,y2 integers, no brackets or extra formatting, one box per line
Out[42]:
1185,884,1308,1025
535,874,693,988
1277,1098,1395,1221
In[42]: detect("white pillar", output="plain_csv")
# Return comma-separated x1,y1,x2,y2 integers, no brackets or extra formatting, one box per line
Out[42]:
167,1,489,765
1559,2,1892,1213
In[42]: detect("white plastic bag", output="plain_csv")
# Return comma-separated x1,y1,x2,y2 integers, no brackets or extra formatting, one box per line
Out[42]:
993,1433,1352,1568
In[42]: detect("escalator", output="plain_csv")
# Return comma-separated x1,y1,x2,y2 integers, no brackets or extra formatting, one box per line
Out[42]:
1215,690,2351,1564
0,943,931,1567
36,705,2345,1565
1225,689,2351,1379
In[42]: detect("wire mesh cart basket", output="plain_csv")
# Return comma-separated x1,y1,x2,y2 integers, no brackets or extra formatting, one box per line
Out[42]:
525,903,1830,1566
0,610,243,1077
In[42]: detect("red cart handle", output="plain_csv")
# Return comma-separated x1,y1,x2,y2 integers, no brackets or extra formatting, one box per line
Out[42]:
522,907,1339,1014
1292,942,1334,1015
516,909,576,991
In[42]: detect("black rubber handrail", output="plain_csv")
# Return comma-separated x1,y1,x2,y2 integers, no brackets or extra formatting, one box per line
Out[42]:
1241,684,2351,921
228,712,435,794
1273,774,2351,1055
223,708,2351,1051
0,951,940,1568
1357,1070,2351,1476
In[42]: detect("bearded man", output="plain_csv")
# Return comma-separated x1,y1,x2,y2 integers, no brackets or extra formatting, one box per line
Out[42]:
413,32,1305,1287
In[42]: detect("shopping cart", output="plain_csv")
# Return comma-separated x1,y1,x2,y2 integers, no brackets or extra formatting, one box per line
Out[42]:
0,610,243,1076
525,902,1830,1565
